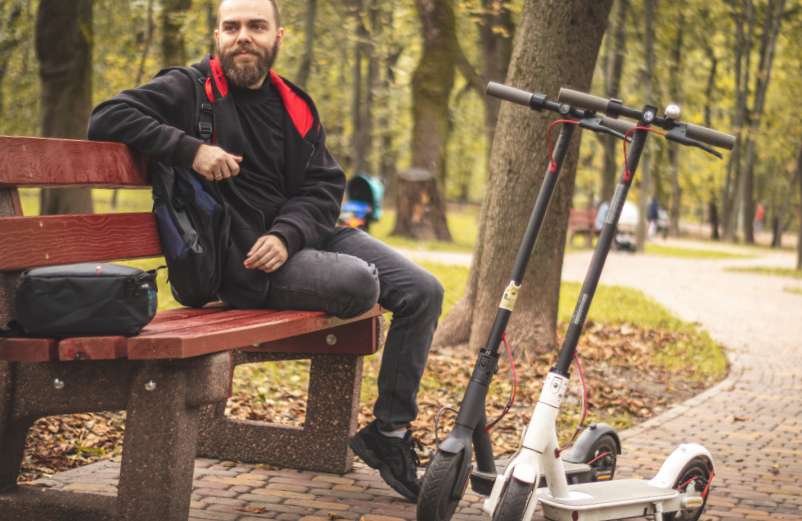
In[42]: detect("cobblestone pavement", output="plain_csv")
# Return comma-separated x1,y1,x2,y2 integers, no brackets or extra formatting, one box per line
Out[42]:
34,247,802,520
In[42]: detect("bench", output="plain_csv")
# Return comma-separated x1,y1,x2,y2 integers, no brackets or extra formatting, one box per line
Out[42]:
568,207,597,247
0,136,383,521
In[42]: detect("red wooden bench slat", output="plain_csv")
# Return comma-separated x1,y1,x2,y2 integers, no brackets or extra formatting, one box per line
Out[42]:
140,309,277,335
0,338,58,362
127,306,382,360
244,318,378,356
0,213,161,270
0,137,147,187
58,336,128,361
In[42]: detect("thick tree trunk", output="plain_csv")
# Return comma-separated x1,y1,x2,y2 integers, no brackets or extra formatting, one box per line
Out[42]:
636,0,657,252
161,0,192,66
393,0,455,241
601,0,628,204
435,0,613,355
296,0,318,89
795,145,802,270
36,0,94,215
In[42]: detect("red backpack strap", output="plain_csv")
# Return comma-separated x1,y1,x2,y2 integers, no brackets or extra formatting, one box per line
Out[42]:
209,56,230,99
269,70,314,138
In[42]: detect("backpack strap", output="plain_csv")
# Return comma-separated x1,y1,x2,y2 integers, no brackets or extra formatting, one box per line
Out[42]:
156,65,216,144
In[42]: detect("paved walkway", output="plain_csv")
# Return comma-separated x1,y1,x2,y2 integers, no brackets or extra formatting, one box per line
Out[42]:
34,243,802,520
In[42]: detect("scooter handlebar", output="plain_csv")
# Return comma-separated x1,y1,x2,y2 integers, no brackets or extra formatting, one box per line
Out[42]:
557,88,610,114
598,115,636,136
486,81,534,107
684,122,735,150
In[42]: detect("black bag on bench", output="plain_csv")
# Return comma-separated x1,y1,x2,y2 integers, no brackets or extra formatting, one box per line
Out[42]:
13,263,159,338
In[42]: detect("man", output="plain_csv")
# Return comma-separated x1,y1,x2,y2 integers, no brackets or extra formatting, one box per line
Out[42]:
89,0,442,502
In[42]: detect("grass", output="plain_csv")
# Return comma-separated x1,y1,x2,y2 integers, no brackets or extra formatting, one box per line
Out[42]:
371,208,478,253
644,242,754,260
785,286,802,296
726,265,802,280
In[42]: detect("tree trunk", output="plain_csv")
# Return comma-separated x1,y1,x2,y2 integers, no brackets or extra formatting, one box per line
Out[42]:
795,144,802,270
392,0,455,241
668,10,684,236
741,0,786,244
435,0,613,355
479,0,514,161
36,0,94,215
296,0,318,89
601,0,628,204
0,0,25,114
161,0,192,66
206,0,216,56
636,0,657,252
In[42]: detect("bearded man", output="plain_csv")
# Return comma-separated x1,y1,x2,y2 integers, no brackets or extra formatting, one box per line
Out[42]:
89,0,442,502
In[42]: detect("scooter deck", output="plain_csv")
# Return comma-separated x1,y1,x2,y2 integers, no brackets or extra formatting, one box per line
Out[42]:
539,480,680,521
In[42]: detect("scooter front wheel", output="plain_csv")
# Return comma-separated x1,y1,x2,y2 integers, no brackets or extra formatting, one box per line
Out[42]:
665,456,713,521
417,450,467,521
491,477,534,521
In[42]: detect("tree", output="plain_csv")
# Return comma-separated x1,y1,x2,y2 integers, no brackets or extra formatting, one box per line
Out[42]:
0,0,25,114
392,0,456,241
636,0,657,252
435,0,613,355
295,0,318,89
36,0,94,215
162,0,192,66
601,0,629,204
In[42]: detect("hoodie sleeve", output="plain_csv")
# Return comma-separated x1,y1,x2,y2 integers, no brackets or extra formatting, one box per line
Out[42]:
268,126,345,257
88,69,203,169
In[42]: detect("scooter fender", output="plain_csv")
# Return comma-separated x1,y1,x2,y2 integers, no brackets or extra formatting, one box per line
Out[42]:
437,436,468,456
562,423,621,463
648,443,714,489
482,453,539,515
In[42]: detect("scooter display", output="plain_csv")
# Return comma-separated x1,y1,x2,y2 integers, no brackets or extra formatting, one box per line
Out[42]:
416,82,635,521
484,87,735,521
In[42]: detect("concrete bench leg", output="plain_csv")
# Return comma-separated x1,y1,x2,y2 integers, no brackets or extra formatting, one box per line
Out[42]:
197,353,364,473
0,363,32,491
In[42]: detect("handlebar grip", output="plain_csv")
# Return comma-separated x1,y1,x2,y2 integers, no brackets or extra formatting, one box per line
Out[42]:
558,88,610,114
486,82,533,107
684,123,735,150
599,116,636,135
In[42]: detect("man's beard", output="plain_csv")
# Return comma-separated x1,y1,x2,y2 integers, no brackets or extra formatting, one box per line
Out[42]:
218,39,279,88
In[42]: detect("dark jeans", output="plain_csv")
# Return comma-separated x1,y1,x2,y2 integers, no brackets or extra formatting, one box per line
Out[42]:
265,227,444,430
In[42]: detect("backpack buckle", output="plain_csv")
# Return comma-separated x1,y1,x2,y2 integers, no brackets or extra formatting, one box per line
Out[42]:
198,121,213,140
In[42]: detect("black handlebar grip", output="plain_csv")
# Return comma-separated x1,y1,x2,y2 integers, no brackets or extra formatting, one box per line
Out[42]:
558,88,610,114
599,116,636,135
486,82,533,107
684,123,736,150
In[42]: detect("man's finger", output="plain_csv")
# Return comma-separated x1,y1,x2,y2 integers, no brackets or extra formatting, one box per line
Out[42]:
225,156,240,176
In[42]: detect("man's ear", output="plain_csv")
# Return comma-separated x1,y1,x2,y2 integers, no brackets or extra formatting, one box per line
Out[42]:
277,27,285,44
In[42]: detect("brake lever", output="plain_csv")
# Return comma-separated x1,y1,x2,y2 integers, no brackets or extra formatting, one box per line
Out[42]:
579,117,630,141
666,126,723,159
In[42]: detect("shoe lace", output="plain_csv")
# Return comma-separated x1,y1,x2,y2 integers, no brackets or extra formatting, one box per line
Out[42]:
406,435,423,468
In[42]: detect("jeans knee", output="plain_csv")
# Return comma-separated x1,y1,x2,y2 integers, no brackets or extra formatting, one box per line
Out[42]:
410,272,444,318
335,260,380,318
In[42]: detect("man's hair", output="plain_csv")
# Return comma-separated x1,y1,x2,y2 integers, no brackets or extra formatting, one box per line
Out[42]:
218,0,281,28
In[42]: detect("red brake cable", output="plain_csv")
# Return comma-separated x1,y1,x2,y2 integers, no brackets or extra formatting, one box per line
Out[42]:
485,332,519,432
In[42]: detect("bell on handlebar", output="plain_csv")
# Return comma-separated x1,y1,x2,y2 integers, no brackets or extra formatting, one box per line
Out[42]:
665,104,681,121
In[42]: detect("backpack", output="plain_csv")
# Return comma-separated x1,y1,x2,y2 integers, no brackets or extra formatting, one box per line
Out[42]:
150,66,230,308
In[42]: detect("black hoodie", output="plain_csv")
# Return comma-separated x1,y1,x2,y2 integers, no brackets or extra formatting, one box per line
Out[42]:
89,55,345,307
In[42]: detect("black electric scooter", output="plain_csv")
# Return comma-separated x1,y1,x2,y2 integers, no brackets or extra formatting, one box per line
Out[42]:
416,82,634,521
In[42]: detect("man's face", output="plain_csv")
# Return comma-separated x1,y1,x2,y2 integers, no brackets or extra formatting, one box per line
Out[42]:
215,0,284,89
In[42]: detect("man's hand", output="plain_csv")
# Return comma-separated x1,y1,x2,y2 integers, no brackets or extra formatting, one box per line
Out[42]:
245,234,288,273
192,144,243,182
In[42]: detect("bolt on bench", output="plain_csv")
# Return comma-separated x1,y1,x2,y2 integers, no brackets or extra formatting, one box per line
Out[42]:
0,136,382,521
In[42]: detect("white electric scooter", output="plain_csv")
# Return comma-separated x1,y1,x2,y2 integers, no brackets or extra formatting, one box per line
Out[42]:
484,87,735,521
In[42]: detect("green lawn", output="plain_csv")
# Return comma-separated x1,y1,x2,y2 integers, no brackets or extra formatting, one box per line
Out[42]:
644,243,754,260
726,265,802,280
785,286,802,296
372,208,478,253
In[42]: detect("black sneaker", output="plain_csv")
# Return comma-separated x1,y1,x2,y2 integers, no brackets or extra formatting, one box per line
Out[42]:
350,420,421,501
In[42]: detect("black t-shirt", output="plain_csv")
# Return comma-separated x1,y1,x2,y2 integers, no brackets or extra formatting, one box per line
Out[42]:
229,80,287,223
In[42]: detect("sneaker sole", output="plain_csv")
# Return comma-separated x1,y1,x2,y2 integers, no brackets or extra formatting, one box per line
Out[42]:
350,436,418,502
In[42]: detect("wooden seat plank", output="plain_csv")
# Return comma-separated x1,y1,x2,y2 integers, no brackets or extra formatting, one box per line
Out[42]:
0,338,58,362
58,336,128,361
127,305,382,360
140,309,280,335
0,137,147,187
0,213,161,270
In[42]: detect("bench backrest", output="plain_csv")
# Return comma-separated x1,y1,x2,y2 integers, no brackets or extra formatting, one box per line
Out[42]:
0,136,157,325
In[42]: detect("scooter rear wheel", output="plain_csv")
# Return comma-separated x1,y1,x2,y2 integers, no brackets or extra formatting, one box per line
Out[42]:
417,450,466,521
585,433,618,481
491,477,534,521
665,456,713,521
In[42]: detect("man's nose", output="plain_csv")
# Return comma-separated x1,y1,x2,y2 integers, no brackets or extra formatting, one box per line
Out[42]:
236,27,253,44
